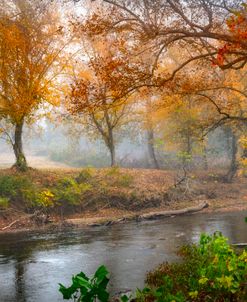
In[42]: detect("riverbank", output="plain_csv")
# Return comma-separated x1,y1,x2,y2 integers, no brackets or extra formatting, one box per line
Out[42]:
0,167,247,233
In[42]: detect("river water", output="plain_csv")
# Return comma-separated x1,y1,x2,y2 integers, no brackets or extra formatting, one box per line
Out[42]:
0,211,247,302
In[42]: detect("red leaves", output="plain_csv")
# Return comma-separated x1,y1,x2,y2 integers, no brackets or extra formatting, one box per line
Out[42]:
215,5,247,67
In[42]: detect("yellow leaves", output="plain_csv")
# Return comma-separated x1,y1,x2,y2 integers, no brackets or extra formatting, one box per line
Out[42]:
198,276,208,285
216,275,234,289
239,250,247,263
36,190,55,208
239,136,247,150
188,290,198,298
240,158,247,168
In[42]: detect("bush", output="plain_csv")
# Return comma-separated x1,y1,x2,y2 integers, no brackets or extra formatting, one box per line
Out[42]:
0,197,9,208
143,232,247,302
0,175,37,205
0,175,28,198
32,190,55,208
54,177,92,205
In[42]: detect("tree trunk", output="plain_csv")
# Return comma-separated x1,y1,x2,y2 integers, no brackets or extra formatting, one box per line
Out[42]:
108,128,116,167
224,128,238,183
147,129,160,169
201,132,208,170
203,144,208,170
109,144,116,167
145,99,160,170
13,120,28,171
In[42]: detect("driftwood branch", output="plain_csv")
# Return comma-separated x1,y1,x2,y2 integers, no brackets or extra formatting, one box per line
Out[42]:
138,201,208,220
1,215,30,231
97,201,209,226
1,211,43,231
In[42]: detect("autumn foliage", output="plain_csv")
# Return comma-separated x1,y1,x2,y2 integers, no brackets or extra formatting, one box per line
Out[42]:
216,4,247,67
0,0,67,170
0,0,246,176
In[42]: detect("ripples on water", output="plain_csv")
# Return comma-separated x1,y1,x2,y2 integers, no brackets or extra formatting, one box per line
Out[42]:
0,211,247,302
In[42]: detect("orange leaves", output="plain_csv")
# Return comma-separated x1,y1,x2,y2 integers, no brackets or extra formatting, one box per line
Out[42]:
0,1,67,125
68,33,150,114
215,4,247,67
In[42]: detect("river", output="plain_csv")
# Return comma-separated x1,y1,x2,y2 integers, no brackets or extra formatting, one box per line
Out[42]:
0,210,247,302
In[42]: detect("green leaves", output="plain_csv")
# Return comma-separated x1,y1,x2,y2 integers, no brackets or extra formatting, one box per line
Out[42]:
60,232,247,302
142,232,247,302
59,265,109,302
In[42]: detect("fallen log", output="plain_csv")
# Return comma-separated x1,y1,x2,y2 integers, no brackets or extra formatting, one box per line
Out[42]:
99,201,209,226
138,201,208,220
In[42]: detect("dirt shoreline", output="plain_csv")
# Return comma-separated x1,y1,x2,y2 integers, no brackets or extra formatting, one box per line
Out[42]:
0,168,247,234
1,198,247,235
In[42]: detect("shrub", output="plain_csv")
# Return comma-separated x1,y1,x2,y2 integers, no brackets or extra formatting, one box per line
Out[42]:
0,175,36,205
143,232,247,302
32,190,55,208
0,175,27,198
0,197,9,208
54,177,92,205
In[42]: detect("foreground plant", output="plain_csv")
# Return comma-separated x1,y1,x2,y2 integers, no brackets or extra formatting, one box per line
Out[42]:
144,232,247,302
59,232,247,302
59,265,110,302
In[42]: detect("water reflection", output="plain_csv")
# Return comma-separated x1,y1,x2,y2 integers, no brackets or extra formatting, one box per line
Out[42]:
0,211,247,302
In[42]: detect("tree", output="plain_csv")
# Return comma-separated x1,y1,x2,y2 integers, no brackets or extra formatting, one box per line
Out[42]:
78,1,247,128
97,0,247,70
134,88,161,169
67,35,138,166
0,0,68,171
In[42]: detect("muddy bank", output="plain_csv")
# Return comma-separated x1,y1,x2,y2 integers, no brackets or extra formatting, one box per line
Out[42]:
0,168,247,233
0,200,209,233
1,197,247,234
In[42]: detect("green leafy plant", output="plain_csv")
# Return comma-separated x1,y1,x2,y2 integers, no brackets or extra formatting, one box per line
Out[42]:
0,174,39,207
143,232,247,302
59,265,110,302
0,175,33,199
54,177,92,205
0,196,9,208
